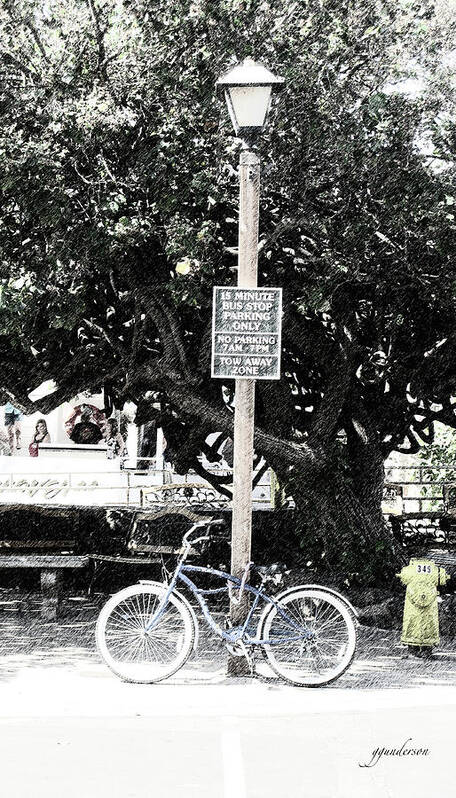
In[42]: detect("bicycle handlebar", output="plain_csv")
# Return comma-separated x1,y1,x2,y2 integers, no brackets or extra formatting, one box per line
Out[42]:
182,518,225,548
180,520,251,605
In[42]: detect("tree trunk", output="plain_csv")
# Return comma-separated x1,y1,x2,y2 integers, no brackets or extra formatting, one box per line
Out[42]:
278,441,397,587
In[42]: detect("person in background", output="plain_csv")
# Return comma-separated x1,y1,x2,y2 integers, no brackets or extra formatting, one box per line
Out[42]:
70,408,103,444
4,402,22,451
104,418,125,459
65,403,106,438
28,419,51,457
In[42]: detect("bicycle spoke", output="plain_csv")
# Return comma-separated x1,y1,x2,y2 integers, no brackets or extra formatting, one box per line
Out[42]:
262,589,356,686
97,586,195,682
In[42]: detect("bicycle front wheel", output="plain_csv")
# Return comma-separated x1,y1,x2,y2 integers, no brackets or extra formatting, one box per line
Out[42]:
261,588,356,686
96,584,195,683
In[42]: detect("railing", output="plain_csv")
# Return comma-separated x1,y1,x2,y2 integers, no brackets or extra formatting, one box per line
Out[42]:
384,464,456,516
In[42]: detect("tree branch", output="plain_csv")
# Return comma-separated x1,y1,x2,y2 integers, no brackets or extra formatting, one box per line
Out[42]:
144,291,194,381
309,338,357,446
25,19,50,64
162,377,323,474
82,318,126,356
87,0,108,79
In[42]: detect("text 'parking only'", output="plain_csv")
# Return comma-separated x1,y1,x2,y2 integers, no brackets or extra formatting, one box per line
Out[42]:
211,286,282,380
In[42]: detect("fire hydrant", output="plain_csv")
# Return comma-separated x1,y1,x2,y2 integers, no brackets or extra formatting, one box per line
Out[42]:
397,558,450,658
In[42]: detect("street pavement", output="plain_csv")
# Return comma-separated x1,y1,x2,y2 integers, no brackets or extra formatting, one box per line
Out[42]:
0,592,455,797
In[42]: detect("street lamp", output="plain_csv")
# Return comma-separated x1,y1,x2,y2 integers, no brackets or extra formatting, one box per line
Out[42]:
216,57,284,143
216,58,284,675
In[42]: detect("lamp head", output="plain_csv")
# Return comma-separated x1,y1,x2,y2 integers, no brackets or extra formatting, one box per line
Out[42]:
216,57,284,143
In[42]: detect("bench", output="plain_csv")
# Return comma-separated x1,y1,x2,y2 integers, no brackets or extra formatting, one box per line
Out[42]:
0,540,77,551
0,555,89,620
126,504,216,556
140,483,229,509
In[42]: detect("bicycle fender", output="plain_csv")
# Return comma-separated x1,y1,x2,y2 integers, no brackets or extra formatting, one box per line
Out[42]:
273,584,359,620
256,584,359,638
286,585,359,623
138,580,200,651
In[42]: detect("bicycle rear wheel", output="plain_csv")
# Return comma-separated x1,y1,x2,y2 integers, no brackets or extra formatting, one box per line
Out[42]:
260,588,356,686
96,584,195,683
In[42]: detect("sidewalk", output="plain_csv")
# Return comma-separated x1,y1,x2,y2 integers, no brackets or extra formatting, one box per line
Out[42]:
0,592,455,798
1,590,456,693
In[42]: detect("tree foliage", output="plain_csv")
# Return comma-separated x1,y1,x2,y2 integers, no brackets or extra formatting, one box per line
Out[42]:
1,0,456,582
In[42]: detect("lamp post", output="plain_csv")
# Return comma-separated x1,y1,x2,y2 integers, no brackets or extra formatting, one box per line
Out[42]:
216,58,284,674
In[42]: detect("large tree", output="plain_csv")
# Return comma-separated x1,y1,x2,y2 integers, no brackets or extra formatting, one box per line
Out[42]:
1,0,456,581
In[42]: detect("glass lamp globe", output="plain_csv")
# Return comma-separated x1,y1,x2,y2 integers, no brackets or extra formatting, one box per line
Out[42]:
216,58,284,137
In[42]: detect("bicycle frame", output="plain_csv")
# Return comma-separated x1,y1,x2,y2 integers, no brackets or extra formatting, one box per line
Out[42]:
145,559,313,647
97,520,357,687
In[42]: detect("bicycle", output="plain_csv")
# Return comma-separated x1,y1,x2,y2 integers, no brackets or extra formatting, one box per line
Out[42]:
96,518,358,687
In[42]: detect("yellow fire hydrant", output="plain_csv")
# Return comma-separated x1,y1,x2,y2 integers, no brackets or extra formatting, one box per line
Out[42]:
397,558,450,658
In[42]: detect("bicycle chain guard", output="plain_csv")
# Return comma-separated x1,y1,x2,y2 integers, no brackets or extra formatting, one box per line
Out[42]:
225,639,255,674
224,617,255,672
225,640,247,657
